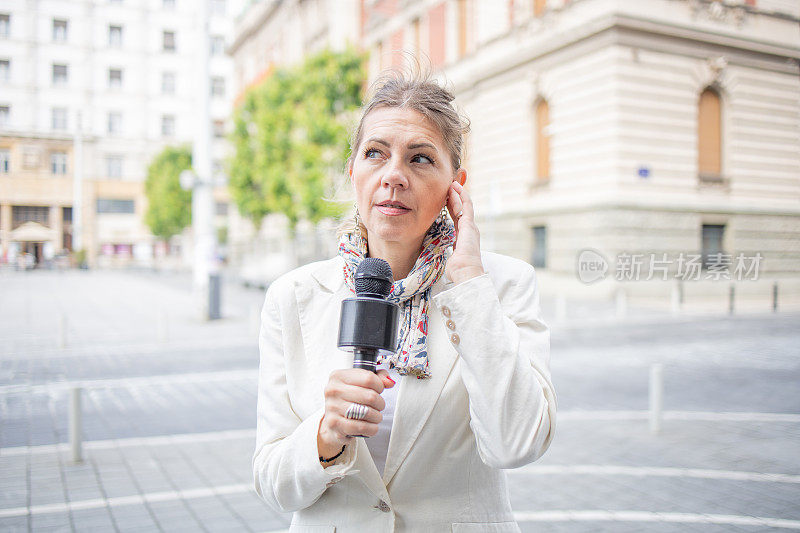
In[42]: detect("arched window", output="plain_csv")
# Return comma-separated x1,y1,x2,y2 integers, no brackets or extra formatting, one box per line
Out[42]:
535,99,550,181
698,87,722,181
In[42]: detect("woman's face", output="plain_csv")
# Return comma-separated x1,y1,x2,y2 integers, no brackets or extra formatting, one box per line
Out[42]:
349,106,460,251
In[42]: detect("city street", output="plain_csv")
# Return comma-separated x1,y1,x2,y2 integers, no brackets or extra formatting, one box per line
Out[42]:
1,268,798,532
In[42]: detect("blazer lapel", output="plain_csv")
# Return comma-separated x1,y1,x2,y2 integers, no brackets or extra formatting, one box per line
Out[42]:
381,273,458,487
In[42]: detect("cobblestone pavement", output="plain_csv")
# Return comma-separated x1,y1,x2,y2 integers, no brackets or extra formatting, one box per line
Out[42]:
1,268,798,532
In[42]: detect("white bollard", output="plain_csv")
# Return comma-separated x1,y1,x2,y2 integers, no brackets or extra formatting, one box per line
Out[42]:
615,288,627,319
157,308,168,343
671,281,681,316
555,294,566,323
649,363,663,435
70,387,83,464
250,304,261,337
58,313,67,349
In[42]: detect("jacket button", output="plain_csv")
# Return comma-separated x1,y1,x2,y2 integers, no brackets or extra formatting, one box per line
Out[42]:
441,306,451,317
446,319,456,330
376,499,391,512
450,333,460,345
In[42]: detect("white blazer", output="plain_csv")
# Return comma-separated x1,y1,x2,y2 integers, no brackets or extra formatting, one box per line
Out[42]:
253,250,557,532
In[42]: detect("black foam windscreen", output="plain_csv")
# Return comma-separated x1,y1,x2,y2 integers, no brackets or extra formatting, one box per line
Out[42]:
355,257,394,298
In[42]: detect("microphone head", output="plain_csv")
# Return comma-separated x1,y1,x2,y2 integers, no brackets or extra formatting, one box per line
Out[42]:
355,258,394,298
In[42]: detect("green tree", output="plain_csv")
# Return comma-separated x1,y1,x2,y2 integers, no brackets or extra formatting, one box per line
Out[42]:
144,145,192,242
228,46,366,234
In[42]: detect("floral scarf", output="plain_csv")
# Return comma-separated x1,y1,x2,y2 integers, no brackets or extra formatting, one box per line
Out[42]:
338,216,455,379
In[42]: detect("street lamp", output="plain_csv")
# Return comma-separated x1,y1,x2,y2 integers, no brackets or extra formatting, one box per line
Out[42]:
180,168,221,321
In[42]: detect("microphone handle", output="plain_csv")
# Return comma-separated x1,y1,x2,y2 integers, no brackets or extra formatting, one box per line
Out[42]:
352,347,379,373
348,347,379,438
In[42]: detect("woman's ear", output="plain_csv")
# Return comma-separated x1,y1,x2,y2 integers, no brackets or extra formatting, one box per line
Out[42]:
456,168,467,186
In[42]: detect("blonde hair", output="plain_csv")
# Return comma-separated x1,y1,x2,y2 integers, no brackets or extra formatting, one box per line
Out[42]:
336,58,471,240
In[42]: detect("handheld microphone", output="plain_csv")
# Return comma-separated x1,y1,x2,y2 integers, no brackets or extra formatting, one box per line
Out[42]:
337,258,400,373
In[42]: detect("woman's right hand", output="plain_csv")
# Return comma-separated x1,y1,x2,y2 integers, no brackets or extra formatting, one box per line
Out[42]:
317,368,395,459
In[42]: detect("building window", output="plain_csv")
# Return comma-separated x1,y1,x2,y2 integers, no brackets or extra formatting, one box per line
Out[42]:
161,115,175,137
535,99,550,181
534,0,546,16
109,68,122,89
53,19,68,42
106,155,123,178
0,148,9,173
701,224,725,269
210,35,225,55
698,86,722,182
532,226,547,268
108,112,121,135
0,59,9,82
213,119,225,138
51,108,68,131
13,206,50,228
51,152,67,175
457,0,469,58
52,64,68,86
215,202,228,216
109,25,122,47
97,198,135,214
163,31,175,52
161,71,175,94
0,105,9,127
211,77,225,98
0,14,9,39
163,0,176,8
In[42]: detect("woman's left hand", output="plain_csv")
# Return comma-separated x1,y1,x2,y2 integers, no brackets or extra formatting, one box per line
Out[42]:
445,180,485,285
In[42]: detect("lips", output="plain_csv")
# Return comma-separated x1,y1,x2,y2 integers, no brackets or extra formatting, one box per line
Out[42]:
375,200,411,216
376,200,410,210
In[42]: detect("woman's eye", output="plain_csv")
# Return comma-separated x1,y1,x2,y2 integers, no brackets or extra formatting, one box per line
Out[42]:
412,154,433,164
364,148,380,159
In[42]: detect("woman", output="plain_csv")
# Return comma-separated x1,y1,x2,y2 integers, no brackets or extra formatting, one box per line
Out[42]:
253,69,556,532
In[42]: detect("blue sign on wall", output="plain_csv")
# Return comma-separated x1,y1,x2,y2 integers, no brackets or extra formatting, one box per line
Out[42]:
638,166,650,178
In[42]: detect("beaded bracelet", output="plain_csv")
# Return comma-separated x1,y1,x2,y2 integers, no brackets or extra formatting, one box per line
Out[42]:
319,444,346,463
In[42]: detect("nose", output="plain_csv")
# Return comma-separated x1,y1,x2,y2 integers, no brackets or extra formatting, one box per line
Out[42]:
380,159,409,190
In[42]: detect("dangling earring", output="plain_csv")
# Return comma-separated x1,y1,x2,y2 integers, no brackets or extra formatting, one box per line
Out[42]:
353,203,362,235
436,206,448,225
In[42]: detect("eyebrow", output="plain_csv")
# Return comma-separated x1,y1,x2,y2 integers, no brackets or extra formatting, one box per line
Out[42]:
366,137,438,151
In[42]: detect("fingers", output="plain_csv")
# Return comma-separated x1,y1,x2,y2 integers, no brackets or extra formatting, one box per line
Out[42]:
376,369,395,388
321,369,390,441
451,180,474,220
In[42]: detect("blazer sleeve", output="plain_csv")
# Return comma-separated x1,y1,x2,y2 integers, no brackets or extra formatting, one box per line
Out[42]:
431,263,556,469
252,281,361,513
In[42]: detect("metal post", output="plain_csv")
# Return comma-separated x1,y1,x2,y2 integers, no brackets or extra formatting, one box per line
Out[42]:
616,288,627,318
250,304,261,337
773,281,778,313
58,313,67,349
728,284,735,315
670,280,681,315
157,307,168,342
70,387,83,464
208,273,221,320
555,293,566,322
649,364,663,435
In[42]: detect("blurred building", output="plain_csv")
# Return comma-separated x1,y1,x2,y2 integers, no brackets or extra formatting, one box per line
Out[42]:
360,0,800,305
0,0,242,269
227,0,360,284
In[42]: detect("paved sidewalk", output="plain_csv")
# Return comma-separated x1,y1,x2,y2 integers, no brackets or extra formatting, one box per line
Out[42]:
1,269,798,532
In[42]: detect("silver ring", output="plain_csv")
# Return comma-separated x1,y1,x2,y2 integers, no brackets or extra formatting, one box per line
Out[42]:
345,403,369,421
